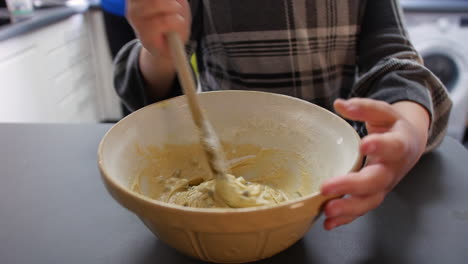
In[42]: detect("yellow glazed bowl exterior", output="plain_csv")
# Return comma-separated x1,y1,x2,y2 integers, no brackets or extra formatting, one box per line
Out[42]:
98,91,362,263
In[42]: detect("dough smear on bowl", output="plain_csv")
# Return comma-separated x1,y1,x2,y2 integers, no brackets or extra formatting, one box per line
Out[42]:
131,143,312,208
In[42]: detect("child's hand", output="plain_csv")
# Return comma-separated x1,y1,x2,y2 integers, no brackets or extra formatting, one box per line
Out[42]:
320,98,430,230
127,0,191,59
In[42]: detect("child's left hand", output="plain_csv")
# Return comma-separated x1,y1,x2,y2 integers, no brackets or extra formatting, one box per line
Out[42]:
320,98,430,230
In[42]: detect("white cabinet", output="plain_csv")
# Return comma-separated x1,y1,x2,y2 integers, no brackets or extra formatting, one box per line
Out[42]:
0,11,121,123
85,9,123,122
0,40,46,122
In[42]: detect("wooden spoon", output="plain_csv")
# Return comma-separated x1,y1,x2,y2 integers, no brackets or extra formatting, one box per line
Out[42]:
167,32,286,208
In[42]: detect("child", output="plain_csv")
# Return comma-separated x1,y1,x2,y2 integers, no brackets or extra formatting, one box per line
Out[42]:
113,0,452,230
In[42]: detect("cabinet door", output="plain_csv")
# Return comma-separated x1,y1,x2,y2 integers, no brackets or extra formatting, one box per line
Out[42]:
0,35,52,122
0,13,100,123
85,10,123,121
37,13,99,122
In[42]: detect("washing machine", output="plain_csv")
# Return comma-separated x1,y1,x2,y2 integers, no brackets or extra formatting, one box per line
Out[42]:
402,0,468,141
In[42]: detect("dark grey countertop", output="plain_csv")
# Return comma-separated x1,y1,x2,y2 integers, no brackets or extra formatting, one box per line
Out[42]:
0,4,89,42
0,123,467,263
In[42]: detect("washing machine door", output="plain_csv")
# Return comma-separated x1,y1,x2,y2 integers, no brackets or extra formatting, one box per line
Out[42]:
416,40,468,141
424,53,459,93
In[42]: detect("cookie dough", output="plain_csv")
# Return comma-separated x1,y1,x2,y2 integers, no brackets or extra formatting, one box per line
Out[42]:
147,174,288,208
131,143,311,208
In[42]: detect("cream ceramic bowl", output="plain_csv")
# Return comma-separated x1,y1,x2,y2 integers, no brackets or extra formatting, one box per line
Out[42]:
98,91,362,263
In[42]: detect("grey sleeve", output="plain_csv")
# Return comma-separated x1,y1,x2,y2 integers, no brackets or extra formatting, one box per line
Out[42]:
112,0,202,112
113,40,183,112
353,0,453,151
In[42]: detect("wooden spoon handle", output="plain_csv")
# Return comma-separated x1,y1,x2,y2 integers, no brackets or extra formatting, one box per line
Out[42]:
167,32,205,128
167,32,228,179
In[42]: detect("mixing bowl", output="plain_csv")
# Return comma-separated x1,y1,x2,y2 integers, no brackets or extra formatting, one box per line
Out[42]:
98,91,362,263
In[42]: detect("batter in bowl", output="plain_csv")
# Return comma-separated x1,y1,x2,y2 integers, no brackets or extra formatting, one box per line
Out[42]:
131,143,311,208
147,174,289,208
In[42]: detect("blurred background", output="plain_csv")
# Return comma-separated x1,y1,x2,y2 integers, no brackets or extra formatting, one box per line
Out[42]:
0,0,467,148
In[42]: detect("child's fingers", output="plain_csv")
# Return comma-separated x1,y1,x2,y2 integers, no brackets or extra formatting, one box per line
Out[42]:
324,194,385,219
155,14,187,34
361,133,408,161
129,0,183,18
131,13,186,35
133,13,187,55
334,98,398,127
127,0,191,58
321,164,394,197
324,215,356,230
323,193,387,230
153,0,183,14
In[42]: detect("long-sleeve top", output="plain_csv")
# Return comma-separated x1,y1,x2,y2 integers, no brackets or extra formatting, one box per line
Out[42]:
113,0,452,151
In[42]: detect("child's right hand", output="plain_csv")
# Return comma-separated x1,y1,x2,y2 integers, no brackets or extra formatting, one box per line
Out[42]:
127,0,191,60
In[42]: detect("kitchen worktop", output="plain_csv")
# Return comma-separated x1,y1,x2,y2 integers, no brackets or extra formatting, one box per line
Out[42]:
401,0,468,12
0,0,122,124
0,3,90,41
0,123,467,263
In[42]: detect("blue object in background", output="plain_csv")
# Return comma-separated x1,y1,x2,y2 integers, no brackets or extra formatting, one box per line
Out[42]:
100,0,126,17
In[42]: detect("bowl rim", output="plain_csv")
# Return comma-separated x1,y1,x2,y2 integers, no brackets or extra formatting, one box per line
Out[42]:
97,90,363,214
